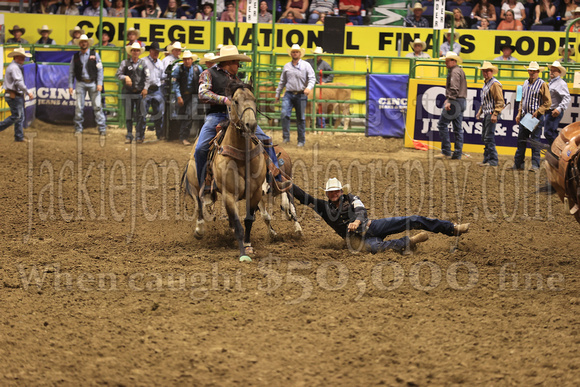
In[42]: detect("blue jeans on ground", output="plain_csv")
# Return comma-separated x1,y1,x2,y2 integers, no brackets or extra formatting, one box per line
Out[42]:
194,112,281,189
281,92,306,144
177,94,199,141
364,215,455,254
140,90,164,139
437,97,466,159
123,93,145,141
543,110,563,146
514,114,544,169
74,81,107,133
481,113,498,166
0,95,25,141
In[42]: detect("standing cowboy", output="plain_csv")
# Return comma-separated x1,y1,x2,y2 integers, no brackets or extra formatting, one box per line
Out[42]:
405,38,431,58
68,34,107,136
435,51,467,160
0,47,34,142
142,41,165,141
6,25,29,45
305,46,334,84
171,50,202,145
513,61,551,171
36,25,56,45
116,42,150,144
475,61,505,167
543,61,571,146
275,44,315,147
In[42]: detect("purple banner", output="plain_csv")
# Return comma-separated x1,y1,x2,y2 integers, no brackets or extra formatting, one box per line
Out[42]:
23,63,36,129
366,74,408,137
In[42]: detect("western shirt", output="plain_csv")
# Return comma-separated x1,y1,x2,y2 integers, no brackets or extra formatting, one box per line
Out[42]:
477,77,505,116
494,55,518,61
198,65,238,105
405,51,431,58
440,41,461,56
275,59,315,98
172,64,203,98
548,76,570,113
518,77,551,117
4,60,28,94
404,15,429,28
144,55,164,87
445,65,467,101
68,50,104,88
305,58,334,83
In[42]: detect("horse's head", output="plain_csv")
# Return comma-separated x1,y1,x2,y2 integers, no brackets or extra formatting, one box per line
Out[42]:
226,81,257,135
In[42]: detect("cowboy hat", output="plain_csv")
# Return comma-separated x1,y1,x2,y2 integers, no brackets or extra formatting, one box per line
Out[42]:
181,50,199,60
440,51,463,64
478,61,498,74
200,1,213,9
411,2,426,11
69,26,84,38
499,43,516,52
146,41,161,51
167,41,185,52
126,27,141,38
9,25,26,35
324,178,350,193
7,46,32,58
212,45,252,63
445,28,460,40
199,52,217,65
288,44,306,57
312,46,326,55
125,41,145,55
548,60,566,76
524,61,544,71
558,44,576,56
409,38,427,51
73,34,95,46
37,25,52,34
573,6,580,13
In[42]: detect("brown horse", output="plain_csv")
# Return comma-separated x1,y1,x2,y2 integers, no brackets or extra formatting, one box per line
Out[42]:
182,82,267,262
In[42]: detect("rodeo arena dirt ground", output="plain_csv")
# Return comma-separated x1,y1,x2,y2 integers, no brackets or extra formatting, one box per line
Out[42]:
1,120,579,386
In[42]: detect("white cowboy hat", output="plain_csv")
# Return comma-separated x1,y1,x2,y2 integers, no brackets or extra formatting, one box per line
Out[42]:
199,52,217,65
37,25,52,34
7,46,32,58
411,1,426,11
181,50,199,60
573,6,580,13
524,61,544,71
212,45,252,63
478,61,498,74
324,178,350,193
558,44,575,56
440,51,463,64
69,26,85,38
125,41,145,55
288,44,306,57
126,27,141,38
217,44,224,50
410,38,426,51
167,41,185,52
73,34,94,46
312,46,326,54
445,28,460,40
547,60,566,76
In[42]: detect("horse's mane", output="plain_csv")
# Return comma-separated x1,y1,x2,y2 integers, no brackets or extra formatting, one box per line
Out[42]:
225,81,254,98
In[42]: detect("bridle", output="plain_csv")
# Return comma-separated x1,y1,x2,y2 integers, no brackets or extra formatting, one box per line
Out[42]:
227,88,257,132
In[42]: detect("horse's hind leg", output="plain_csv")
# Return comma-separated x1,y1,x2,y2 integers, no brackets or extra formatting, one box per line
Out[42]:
258,198,278,239
281,192,302,236
194,196,205,239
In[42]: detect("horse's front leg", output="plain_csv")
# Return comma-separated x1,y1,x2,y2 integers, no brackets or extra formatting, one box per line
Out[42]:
223,192,247,262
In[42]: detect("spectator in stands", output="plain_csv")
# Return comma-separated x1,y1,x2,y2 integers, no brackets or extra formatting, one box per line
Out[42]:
279,10,299,22
571,7,580,32
129,0,146,17
36,25,56,45
259,0,273,22
306,46,334,83
141,0,162,17
180,0,198,18
533,0,556,27
196,2,214,19
279,0,308,22
97,30,116,47
500,0,525,21
497,9,524,30
57,0,81,15
6,26,29,45
67,26,84,45
471,0,497,29
308,0,334,24
558,44,576,63
221,1,244,21
477,17,491,29
238,0,248,19
30,0,58,14
494,43,518,61
404,2,429,27
126,27,146,47
339,0,363,25
558,0,576,30
446,7,469,28
163,0,188,18
84,0,108,16
109,0,125,16
316,12,326,24
406,38,431,58
439,29,461,56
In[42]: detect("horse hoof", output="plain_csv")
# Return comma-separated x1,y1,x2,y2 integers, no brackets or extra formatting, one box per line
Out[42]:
194,231,203,240
239,255,252,263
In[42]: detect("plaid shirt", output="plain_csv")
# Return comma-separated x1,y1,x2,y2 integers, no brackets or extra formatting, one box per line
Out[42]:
198,65,238,105
404,16,429,28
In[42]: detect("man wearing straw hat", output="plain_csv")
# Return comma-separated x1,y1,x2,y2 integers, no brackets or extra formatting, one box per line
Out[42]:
305,46,333,84
0,47,34,142
275,44,315,147
126,27,145,48
36,25,56,45
6,25,29,45
439,29,461,57
513,61,551,171
171,50,202,145
405,38,431,58
558,44,576,64
196,45,286,201
67,26,84,46
435,51,467,160
68,34,107,136
116,42,150,144
475,61,504,167
542,61,570,146
404,2,429,28
162,41,185,95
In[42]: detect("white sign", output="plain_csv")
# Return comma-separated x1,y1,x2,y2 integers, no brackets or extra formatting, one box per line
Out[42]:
246,0,258,23
433,0,446,30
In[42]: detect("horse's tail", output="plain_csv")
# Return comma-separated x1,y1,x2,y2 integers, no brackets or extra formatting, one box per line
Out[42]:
181,163,195,198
